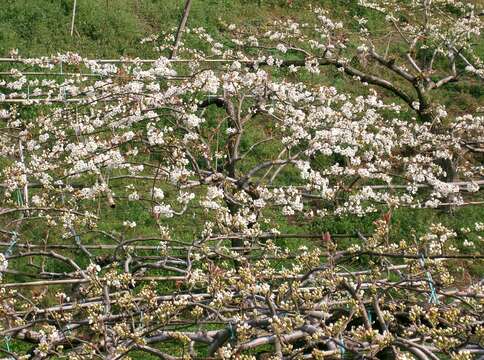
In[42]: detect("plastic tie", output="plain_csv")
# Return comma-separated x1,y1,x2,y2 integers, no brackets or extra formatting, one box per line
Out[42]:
4,335,11,352
338,336,346,356
228,322,236,341
419,254,439,304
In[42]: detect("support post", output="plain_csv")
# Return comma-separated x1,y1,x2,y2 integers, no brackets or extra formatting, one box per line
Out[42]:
70,0,77,37
171,0,193,59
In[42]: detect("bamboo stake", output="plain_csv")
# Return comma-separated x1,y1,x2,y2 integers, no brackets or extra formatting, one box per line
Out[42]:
70,0,77,37
0,57,257,64
18,140,29,212
0,271,415,289
0,71,187,79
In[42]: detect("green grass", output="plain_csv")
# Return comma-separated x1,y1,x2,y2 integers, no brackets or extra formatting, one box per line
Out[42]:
0,0,311,58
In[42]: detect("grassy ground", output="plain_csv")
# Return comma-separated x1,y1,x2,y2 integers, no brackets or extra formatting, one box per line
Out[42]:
0,0,308,57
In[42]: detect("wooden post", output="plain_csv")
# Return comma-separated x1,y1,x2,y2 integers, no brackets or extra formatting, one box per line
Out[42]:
171,0,193,59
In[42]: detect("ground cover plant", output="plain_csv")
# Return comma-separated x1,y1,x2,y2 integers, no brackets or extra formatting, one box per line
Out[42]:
0,0,483,359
